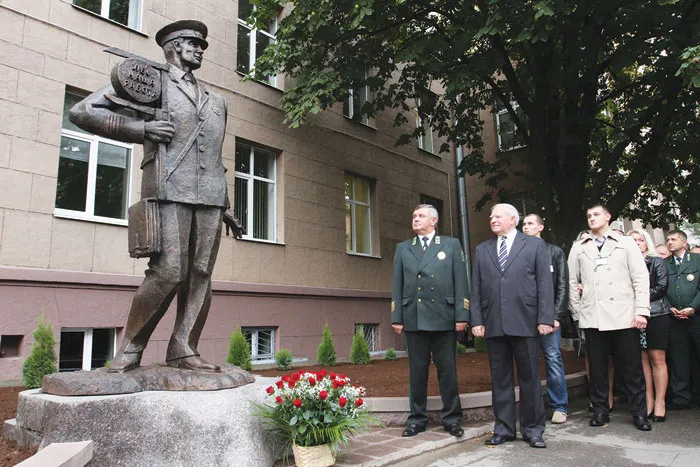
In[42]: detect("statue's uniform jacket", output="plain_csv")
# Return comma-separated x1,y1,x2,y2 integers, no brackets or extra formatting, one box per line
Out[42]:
69,69,228,208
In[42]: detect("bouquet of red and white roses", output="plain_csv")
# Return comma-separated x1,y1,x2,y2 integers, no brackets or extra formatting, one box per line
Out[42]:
254,369,379,453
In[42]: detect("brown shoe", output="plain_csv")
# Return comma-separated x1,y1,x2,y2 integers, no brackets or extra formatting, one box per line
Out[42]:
167,355,221,372
108,352,142,373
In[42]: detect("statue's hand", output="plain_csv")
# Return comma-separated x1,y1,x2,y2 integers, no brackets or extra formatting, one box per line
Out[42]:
223,209,246,238
145,120,175,143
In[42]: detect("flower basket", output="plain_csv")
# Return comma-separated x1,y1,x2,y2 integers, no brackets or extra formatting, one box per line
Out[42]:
292,442,336,467
253,369,380,461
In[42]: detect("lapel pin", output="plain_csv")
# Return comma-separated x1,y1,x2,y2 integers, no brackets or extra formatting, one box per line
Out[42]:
437,252,446,260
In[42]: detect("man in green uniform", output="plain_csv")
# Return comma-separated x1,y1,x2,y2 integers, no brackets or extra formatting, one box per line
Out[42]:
391,204,470,437
666,229,700,409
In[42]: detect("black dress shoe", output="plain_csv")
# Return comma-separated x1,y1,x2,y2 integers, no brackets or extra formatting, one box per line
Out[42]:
651,414,666,422
523,436,546,448
485,434,516,446
402,423,425,437
444,423,464,437
633,416,652,431
589,413,610,427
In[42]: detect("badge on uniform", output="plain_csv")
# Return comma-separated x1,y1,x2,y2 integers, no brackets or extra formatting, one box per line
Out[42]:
688,274,695,282
435,236,441,245
464,298,470,309
437,252,446,260
461,250,466,263
391,301,395,312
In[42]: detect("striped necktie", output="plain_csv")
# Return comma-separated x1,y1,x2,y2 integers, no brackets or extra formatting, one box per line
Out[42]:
498,236,508,270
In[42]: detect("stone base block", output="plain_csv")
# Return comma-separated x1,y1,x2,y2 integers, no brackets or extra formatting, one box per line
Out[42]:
9,377,283,467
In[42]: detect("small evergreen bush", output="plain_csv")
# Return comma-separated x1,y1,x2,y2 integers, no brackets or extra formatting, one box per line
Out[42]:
227,327,252,371
350,327,371,365
22,313,58,389
316,323,337,366
384,348,397,360
474,337,489,353
275,349,293,371
456,342,468,355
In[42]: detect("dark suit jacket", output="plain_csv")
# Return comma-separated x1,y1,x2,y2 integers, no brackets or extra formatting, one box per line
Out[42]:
666,252,700,311
69,69,228,208
391,235,470,331
547,242,568,322
470,232,555,338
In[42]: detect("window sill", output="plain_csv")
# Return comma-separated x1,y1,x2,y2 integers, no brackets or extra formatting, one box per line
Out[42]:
342,115,377,130
497,144,527,153
417,147,442,158
71,5,148,38
235,71,283,93
346,252,382,260
54,209,128,227
236,237,285,246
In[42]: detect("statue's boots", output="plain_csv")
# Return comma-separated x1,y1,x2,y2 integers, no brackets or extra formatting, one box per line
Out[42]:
108,351,142,373
167,355,221,372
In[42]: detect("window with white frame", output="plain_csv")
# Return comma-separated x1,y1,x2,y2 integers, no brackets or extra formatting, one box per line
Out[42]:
234,140,277,241
345,174,372,255
236,0,278,87
355,323,379,352
55,89,133,225
415,97,438,154
59,328,116,372
343,68,371,125
243,327,275,361
494,99,527,151
73,0,143,30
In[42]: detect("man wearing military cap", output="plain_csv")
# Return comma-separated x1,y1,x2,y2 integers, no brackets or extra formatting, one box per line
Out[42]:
69,20,243,372
665,229,700,409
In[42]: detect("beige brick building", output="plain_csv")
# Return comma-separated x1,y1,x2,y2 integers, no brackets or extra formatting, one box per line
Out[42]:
0,0,482,381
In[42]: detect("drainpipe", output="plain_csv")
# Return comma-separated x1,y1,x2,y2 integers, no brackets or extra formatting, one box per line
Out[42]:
455,143,472,290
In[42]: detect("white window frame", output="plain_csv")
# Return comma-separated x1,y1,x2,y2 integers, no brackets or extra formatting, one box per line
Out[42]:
495,100,526,151
344,69,371,126
55,128,133,226
415,98,438,154
73,0,143,30
243,327,275,362
237,4,279,88
234,142,277,242
345,174,373,256
59,328,117,372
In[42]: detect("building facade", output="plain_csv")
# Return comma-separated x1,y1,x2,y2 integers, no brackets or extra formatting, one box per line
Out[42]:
0,1,465,380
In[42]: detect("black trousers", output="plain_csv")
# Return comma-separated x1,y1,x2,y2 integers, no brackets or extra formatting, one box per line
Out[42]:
668,316,700,406
487,336,545,439
405,330,462,427
585,328,646,417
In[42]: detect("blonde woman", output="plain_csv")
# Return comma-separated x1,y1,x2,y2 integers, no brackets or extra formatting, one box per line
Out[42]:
628,229,671,422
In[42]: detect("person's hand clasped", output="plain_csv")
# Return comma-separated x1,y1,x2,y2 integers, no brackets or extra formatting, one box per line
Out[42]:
144,120,175,143
538,324,553,335
471,325,485,338
456,322,468,332
671,307,689,320
632,315,648,329
553,319,560,330
392,323,404,335
223,209,246,238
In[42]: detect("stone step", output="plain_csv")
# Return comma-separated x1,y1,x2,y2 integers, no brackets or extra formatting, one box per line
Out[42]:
15,440,93,467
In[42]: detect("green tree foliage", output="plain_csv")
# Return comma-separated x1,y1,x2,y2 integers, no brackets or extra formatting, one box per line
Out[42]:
22,313,58,389
456,342,468,355
252,0,700,245
227,328,252,371
474,337,489,353
384,348,398,360
350,327,371,365
274,349,293,370
316,323,337,366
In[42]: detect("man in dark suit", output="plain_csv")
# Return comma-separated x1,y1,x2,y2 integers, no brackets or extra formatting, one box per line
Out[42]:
391,204,470,438
69,20,244,372
471,203,554,448
665,229,700,409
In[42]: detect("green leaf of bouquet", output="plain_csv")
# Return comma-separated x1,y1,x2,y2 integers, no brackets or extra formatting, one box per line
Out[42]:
299,423,308,434
289,415,298,426
303,410,313,420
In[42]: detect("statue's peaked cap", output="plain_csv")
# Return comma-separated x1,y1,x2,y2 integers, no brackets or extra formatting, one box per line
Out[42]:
156,20,209,50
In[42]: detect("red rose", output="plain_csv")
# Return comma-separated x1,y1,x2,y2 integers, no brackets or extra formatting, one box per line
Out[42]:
332,380,339,389
275,396,284,405
288,381,296,389
339,397,348,408
294,398,302,408
339,373,346,379
282,375,291,382
276,380,284,389
309,377,316,386
319,390,328,401
330,372,337,379
266,386,275,394
355,398,364,407
318,370,327,379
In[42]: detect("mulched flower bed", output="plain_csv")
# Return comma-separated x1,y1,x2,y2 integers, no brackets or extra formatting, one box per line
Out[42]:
255,350,587,398
0,386,36,467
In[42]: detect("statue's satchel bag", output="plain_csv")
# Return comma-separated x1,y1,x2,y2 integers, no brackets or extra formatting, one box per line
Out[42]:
128,198,161,258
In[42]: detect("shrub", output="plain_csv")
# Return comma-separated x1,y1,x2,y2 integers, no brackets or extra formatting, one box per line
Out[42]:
384,348,397,360
275,349,293,371
456,342,468,355
349,327,371,365
474,337,489,353
227,327,252,371
22,313,58,389
316,323,337,366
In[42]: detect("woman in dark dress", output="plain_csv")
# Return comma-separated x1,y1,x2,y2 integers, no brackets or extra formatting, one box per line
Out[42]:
628,229,671,422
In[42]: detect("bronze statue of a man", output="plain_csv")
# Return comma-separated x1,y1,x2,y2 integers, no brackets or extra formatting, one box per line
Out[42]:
69,20,243,372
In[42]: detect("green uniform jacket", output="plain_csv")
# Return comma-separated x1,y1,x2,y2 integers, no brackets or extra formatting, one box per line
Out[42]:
391,235,470,331
666,252,700,311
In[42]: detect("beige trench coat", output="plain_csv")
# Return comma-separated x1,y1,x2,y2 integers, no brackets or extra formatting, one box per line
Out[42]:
568,231,650,331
